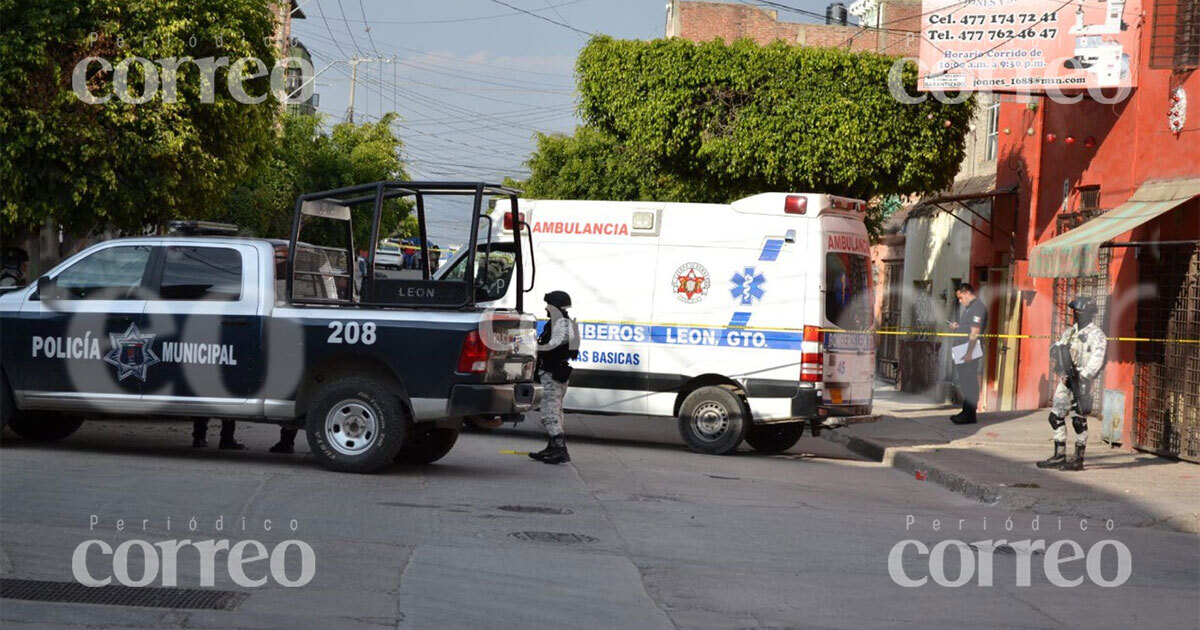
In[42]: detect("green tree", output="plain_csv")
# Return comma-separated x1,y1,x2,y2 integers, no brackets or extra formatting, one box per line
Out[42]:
219,112,410,246
0,0,278,238
524,36,974,212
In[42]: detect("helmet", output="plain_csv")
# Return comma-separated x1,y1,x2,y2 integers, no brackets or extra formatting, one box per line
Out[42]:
544,290,572,309
1067,296,1098,314
2,247,28,267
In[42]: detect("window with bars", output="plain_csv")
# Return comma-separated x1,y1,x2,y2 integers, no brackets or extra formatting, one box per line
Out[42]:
1078,185,1101,211
984,100,1000,161
1151,0,1200,69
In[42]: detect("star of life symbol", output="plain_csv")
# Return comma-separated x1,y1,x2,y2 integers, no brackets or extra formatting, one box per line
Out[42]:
673,262,711,303
103,323,160,381
730,266,766,305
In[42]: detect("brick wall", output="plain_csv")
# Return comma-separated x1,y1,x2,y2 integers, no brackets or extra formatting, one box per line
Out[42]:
669,0,920,56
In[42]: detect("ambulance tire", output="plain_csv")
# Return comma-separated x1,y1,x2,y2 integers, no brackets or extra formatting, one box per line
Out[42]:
305,377,407,473
395,426,459,465
678,386,750,455
7,413,83,441
745,422,804,454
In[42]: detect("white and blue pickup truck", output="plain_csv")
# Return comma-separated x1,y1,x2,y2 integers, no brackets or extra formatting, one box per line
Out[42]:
0,182,541,473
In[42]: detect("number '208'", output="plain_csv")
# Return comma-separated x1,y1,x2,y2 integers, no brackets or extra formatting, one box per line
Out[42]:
327,321,377,345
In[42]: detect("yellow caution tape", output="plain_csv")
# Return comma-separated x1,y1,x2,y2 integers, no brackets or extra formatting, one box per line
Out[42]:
499,450,530,455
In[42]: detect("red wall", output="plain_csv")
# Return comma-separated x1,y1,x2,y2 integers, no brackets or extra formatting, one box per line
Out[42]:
991,23,1199,443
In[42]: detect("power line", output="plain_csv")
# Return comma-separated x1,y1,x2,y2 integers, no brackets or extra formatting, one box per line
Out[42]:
357,0,384,58
335,0,365,56
485,0,593,37
307,0,589,25
315,0,352,58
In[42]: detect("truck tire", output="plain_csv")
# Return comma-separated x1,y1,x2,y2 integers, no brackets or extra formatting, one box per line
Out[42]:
7,413,84,441
745,422,804,454
395,426,459,465
677,386,750,455
305,376,407,473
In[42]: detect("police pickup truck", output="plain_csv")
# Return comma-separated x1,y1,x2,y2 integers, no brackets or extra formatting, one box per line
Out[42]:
0,182,540,473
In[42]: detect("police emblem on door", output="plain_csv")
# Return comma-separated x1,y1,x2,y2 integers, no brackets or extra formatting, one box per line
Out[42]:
672,263,711,303
103,323,160,381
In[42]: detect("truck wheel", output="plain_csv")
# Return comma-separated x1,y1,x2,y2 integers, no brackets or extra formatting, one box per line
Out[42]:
7,413,84,441
395,427,459,465
305,376,407,473
745,422,804,454
677,386,750,455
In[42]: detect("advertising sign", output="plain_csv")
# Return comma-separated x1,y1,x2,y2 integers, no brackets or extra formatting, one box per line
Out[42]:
918,0,1141,92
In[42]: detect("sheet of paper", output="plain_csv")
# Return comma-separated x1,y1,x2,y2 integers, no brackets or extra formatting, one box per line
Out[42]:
952,342,983,364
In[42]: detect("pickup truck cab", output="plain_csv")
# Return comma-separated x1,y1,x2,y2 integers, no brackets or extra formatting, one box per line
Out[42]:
0,182,540,473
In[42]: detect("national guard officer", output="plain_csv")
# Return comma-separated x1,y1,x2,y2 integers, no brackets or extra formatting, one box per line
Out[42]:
1037,296,1107,471
0,247,29,287
528,291,579,465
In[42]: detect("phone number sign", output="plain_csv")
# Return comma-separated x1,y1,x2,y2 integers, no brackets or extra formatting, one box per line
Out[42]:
917,0,1141,92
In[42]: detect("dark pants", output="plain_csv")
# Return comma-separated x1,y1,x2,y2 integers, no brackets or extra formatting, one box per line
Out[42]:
278,427,298,446
956,359,981,417
193,418,235,441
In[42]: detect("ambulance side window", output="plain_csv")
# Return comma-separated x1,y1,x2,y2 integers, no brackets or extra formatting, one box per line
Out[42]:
156,247,242,301
54,246,152,300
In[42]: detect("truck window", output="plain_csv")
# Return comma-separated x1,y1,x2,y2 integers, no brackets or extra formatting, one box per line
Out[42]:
157,247,242,300
437,244,516,302
825,252,872,330
54,245,152,300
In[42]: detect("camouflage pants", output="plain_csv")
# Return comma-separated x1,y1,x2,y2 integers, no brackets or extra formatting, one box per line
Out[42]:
1051,380,1087,445
537,371,567,438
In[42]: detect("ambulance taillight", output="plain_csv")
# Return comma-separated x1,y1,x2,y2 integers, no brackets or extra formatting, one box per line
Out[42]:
503,211,524,231
784,196,808,215
801,353,823,382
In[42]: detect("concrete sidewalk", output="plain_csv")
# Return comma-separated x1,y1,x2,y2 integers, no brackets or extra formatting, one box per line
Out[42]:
823,386,1200,533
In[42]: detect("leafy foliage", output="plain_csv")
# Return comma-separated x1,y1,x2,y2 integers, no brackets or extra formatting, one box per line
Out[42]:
218,113,410,246
0,0,281,238
522,36,974,211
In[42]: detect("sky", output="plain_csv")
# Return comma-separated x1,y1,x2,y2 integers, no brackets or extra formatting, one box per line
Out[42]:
287,0,840,243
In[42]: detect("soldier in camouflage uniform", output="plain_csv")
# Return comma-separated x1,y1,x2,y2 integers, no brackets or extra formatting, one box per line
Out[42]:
528,291,579,465
1037,297,1107,471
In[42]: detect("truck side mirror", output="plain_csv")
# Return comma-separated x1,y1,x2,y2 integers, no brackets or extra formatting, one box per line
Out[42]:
36,275,57,299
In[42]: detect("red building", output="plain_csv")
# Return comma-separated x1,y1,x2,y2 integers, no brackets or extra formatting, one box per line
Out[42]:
969,10,1200,459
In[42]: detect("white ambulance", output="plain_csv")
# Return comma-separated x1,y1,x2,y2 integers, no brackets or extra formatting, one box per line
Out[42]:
437,193,875,455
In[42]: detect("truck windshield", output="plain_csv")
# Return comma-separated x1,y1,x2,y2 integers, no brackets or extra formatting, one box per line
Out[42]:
825,252,872,330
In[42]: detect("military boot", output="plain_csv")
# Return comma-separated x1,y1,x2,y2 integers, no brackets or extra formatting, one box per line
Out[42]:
528,437,556,461
1036,441,1066,468
540,437,570,465
1060,444,1086,471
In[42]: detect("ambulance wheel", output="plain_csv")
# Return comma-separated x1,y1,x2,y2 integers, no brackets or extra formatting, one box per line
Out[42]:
7,413,83,441
678,387,750,455
745,422,804,454
305,377,407,473
396,426,459,464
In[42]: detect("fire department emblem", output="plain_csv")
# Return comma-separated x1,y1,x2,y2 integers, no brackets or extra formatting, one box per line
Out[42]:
103,323,160,382
673,263,711,303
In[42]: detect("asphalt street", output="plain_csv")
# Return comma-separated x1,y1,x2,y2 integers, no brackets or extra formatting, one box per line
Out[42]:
1,416,1197,629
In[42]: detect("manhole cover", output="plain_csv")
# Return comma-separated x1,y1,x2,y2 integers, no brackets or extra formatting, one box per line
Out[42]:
0,578,248,610
508,531,598,544
498,505,573,515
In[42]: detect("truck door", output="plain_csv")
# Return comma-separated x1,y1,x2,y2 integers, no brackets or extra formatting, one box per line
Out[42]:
12,244,152,408
141,244,263,413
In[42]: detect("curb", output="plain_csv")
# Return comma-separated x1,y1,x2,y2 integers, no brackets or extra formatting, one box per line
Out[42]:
821,430,1005,504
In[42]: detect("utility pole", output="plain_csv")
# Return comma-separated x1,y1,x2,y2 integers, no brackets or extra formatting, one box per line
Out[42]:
345,56,393,123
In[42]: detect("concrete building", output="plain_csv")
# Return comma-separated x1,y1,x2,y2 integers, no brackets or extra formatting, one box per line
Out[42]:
665,0,922,56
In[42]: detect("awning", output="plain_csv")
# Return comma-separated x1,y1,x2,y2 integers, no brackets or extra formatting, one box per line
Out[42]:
1029,178,1200,278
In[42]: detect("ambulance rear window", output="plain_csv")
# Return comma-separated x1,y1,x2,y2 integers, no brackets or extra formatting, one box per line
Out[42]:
825,252,871,330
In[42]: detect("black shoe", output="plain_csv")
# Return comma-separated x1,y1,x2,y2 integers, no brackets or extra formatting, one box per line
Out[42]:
218,439,247,451
192,437,208,448
269,441,294,454
1036,442,1067,468
540,437,570,465
528,437,555,461
1060,444,1085,471
950,413,977,425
